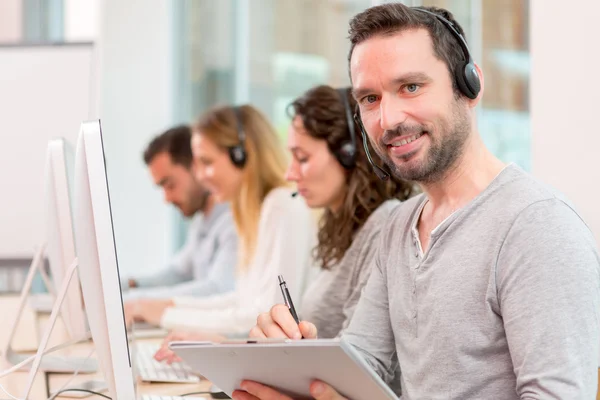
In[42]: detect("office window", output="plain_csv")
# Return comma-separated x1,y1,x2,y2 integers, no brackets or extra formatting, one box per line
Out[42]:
174,0,372,133
247,0,372,136
0,0,64,43
173,1,237,124
0,0,99,44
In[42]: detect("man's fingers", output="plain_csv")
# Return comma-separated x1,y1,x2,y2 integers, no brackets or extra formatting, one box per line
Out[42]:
154,346,167,361
257,311,290,339
310,381,347,400
249,325,267,339
155,331,179,362
239,380,293,400
253,305,311,340
123,302,135,325
299,321,318,339
231,391,260,400
270,304,302,340
165,353,181,364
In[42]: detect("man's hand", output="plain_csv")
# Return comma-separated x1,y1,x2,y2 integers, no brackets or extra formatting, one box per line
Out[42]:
233,306,324,399
232,380,348,400
249,304,318,340
154,330,226,364
122,299,174,327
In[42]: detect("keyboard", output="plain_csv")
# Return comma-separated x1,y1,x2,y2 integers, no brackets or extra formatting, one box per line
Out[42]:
135,342,200,383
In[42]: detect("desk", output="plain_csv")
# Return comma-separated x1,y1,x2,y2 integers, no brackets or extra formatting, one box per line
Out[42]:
0,295,212,399
46,340,212,399
2,295,599,399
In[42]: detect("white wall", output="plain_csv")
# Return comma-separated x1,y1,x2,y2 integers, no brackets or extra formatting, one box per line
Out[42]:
0,0,22,42
97,0,174,276
530,0,600,244
64,0,99,42
0,45,94,258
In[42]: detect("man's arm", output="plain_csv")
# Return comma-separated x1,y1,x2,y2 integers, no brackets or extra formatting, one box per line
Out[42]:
338,233,381,335
125,216,201,289
128,268,188,289
342,256,398,387
144,222,238,297
497,198,600,399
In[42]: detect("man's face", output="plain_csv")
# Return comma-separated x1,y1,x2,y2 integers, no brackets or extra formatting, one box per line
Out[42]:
148,152,206,217
351,28,474,183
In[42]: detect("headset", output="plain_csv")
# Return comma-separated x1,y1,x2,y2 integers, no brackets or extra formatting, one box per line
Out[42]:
334,88,358,169
353,108,390,181
228,106,247,168
292,88,360,198
413,7,480,99
354,104,390,181
356,6,480,181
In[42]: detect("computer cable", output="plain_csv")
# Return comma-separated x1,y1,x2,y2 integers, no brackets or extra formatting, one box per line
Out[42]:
46,347,96,400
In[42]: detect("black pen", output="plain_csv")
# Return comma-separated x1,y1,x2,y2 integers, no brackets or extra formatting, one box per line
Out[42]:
278,274,300,325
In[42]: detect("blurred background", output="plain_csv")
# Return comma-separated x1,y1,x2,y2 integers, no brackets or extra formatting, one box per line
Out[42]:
0,0,539,292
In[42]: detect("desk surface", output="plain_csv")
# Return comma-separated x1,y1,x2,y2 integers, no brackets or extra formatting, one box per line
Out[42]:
0,295,211,399
1,295,598,399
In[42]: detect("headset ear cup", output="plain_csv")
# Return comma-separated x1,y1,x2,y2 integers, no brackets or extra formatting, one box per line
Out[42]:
464,62,481,98
335,142,357,170
454,62,473,99
229,145,246,168
455,62,480,99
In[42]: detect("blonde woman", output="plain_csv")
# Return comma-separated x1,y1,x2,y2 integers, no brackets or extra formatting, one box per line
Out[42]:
124,104,315,336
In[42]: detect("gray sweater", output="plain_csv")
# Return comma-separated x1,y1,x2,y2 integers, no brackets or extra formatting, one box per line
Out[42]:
123,202,238,300
344,164,600,399
301,200,400,339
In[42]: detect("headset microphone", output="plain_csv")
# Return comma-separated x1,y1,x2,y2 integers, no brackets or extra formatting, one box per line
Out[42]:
291,192,299,198
353,111,390,181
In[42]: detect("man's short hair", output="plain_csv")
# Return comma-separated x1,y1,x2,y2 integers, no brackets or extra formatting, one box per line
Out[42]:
348,4,468,97
143,125,193,168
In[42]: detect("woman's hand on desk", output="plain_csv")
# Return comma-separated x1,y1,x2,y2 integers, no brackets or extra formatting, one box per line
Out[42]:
232,380,348,400
250,304,318,340
122,298,174,327
154,330,226,364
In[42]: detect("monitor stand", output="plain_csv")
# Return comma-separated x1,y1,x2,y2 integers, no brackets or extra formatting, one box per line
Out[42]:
1,247,97,375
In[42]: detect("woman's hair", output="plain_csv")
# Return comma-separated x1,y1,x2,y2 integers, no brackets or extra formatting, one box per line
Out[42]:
194,104,288,271
288,85,417,269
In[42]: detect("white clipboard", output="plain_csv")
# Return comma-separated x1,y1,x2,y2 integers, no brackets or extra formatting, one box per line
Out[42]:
169,338,397,400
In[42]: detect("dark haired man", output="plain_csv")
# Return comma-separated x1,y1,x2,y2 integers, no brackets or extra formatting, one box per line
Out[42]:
239,4,600,400
123,125,238,301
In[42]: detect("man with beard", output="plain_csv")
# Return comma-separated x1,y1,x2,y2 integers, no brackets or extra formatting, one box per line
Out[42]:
236,4,600,400
123,125,238,300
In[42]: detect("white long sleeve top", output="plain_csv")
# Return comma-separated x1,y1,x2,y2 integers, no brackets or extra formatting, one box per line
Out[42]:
160,187,316,335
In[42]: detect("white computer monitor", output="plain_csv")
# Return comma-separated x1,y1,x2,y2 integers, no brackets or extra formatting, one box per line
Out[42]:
71,121,209,400
45,138,88,339
73,120,136,398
